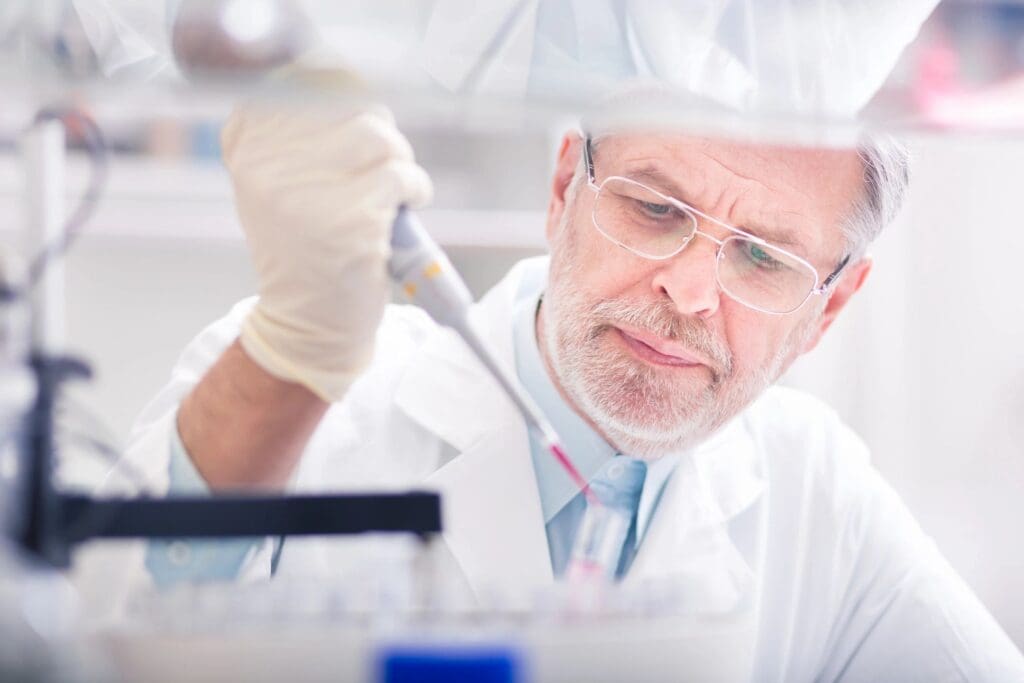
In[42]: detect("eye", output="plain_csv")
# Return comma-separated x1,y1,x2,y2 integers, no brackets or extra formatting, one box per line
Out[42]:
745,242,784,269
638,200,673,217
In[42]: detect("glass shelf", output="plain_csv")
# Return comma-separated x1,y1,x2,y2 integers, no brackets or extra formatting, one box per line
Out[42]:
1,0,1024,141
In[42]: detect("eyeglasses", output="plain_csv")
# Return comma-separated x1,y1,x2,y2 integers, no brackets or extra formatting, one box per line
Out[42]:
582,137,849,315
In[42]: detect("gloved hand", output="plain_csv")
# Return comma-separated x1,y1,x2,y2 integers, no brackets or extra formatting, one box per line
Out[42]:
220,104,432,401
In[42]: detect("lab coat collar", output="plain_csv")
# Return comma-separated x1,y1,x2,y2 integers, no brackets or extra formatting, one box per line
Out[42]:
393,256,766,605
692,416,767,522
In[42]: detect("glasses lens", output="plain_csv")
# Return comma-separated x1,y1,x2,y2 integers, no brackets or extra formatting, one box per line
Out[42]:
594,178,696,258
718,237,818,313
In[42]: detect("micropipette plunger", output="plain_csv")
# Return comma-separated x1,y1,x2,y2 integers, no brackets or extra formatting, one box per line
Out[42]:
388,208,596,503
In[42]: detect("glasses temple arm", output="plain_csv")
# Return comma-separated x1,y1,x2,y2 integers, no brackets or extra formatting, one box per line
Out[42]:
582,135,596,184
820,253,851,290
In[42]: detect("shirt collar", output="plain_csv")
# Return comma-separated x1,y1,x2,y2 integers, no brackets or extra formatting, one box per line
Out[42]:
636,453,678,547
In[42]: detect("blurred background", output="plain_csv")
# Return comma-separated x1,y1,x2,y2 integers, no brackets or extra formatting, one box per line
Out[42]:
0,0,1021,650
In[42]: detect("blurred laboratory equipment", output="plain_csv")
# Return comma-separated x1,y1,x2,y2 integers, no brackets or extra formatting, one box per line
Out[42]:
170,0,312,76
0,540,105,682
565,502,631,582
0,252,34,544
103,571,755,683
0,249,104,682
63,0,937,121
6,1,1024,134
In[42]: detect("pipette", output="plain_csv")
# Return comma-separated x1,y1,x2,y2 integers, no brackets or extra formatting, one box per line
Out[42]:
388,208,596,504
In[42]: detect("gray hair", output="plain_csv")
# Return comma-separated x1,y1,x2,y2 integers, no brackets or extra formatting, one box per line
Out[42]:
845,134,910,259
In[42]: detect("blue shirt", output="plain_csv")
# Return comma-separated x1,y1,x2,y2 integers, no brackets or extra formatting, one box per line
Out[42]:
148,270,679,584
144,425,265,586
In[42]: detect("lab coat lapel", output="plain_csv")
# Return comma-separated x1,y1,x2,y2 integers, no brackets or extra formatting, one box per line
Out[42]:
393,260,554,601
425,421,553,602
625,418,765,615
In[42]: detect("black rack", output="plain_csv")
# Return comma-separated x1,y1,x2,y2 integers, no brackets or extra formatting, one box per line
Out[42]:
16,354,442,568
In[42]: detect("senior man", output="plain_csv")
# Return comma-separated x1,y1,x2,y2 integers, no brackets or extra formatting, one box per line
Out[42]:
111,104,1023,681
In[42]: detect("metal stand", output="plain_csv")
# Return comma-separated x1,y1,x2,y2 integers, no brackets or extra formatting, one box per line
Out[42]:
18,354,442,568
21,118,66,354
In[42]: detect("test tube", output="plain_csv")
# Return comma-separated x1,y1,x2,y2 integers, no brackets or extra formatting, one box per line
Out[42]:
565,502,632,582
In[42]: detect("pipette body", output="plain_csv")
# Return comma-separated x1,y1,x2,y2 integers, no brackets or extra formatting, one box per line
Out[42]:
388,208,595,502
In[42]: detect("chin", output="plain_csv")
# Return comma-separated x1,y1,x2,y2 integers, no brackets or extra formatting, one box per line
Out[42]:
598,420,711,461
575,378,721,458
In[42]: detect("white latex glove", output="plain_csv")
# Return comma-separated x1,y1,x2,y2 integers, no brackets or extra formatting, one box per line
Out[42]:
220,104,432,401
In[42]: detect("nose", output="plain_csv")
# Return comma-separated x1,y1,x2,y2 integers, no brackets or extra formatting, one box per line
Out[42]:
649,233,722,319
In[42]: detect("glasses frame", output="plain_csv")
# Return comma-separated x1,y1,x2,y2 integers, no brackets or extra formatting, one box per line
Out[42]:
582,136,850,316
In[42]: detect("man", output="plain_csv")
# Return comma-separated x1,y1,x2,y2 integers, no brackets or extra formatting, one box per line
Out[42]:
106,104,1023,680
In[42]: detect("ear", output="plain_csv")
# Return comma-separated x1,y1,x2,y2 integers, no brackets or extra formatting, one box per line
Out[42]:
545,132,583,245
800,256,872,354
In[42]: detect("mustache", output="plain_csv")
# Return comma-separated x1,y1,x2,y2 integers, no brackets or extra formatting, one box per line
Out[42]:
588,298,733,377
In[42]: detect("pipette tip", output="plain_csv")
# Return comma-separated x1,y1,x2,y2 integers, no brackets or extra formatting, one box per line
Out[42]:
548,441,599,506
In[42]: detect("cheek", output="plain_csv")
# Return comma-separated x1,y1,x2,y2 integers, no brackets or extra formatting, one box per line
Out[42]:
554,201,651,299
721,301,819,378
719,302,790,371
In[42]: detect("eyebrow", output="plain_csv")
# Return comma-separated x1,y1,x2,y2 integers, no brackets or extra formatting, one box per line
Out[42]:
626,165,805,250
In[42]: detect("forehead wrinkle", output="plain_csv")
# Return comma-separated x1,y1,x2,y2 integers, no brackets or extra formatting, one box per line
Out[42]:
687,147,819,235
622,158,807,250
721,142,864,235
600,139,845,261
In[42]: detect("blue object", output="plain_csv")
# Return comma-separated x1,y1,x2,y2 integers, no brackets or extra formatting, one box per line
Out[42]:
145,426,259,587
588,454,648,576
378,646,522,683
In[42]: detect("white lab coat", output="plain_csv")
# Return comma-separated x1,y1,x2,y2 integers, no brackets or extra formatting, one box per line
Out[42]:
94,256,1023,682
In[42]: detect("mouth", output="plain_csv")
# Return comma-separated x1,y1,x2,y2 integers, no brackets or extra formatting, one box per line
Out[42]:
612,326,707,369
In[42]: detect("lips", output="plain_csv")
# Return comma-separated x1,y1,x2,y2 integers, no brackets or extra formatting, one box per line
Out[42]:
614,326,706,368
